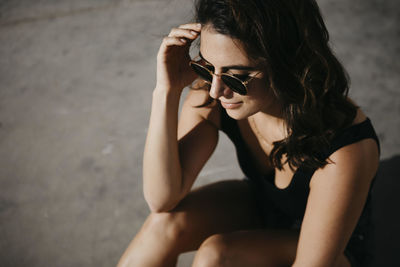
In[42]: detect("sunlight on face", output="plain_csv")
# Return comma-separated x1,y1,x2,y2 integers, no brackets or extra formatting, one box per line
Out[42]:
199,25,278,120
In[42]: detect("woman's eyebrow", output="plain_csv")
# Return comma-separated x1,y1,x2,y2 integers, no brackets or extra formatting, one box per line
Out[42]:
199,51,256,71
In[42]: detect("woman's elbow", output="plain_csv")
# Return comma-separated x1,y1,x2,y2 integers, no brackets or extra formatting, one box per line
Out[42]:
144,193,182,213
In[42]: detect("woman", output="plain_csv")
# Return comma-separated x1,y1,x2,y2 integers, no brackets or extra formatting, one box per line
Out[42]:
118,0,380,266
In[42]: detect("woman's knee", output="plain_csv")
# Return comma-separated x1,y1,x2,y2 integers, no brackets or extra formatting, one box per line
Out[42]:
192,231,285,267
192,234,231,267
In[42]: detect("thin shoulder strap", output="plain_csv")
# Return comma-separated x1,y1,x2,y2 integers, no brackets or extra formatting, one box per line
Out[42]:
323,118,381,160
292,118,381,188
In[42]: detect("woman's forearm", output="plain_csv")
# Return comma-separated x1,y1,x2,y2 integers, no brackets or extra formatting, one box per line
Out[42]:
142,87,184,212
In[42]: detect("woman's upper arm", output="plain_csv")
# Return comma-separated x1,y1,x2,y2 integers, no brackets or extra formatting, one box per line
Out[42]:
177,89,219,196
293,139,379,267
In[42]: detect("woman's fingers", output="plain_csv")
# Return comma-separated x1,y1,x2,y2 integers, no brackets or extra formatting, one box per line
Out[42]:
157,36,188,59
155,23,202,90
162,36,188,47
166,23,201,40
178,23,202,31
158,23,201,54
158,23,202,64
168,27,199,40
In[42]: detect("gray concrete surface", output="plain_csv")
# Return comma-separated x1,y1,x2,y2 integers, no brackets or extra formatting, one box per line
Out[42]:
0,0,398,266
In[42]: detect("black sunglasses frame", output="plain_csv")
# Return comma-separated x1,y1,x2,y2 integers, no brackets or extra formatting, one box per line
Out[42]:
189,58,261,95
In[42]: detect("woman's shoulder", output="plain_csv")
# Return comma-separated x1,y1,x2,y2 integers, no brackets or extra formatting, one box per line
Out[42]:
345,97,367,126
318,106,379,173
310,108,379,189
330,105,378,156
351,107,367,126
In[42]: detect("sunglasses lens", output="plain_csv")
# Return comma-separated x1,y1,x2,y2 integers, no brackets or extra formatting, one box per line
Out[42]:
190,61,249,95
221,75,247,95
190,63,213,82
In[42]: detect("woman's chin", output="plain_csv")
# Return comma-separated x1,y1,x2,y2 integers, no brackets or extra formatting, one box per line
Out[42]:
225,108,251,120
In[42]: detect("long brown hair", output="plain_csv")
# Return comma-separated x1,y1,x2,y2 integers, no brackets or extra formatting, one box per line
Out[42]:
194,0,357,171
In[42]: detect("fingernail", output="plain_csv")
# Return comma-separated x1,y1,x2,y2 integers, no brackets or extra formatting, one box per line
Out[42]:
190,30,198,36
180,38,187,43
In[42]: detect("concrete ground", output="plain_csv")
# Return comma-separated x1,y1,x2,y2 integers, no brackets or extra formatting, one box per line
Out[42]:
0,0,398,266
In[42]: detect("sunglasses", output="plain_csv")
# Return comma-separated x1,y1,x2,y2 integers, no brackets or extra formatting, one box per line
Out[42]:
189,56,261,95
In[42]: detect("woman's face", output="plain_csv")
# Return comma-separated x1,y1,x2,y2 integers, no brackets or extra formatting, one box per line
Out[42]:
199,25,280,120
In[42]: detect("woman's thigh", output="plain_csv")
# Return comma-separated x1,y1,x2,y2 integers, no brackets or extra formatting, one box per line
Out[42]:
193,229,299,267
145,179,264,252
192,229,351,267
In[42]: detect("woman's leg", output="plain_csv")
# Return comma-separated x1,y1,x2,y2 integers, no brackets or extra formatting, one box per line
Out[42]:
192,229,351,267
192,229,298,267
116,179,264,267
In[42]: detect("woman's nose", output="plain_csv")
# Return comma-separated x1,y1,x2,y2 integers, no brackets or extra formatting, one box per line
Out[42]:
209,74,231,99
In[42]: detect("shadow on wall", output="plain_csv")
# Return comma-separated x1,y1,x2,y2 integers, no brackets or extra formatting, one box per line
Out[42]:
370,155,400,267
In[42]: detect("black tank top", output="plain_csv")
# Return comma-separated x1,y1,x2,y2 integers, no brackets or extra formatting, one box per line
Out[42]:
219,104,381,222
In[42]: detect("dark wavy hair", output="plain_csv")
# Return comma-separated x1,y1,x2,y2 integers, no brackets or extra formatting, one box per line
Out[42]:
194,0,358,171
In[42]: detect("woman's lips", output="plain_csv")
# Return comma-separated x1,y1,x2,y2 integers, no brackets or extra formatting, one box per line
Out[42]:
220,101,242,109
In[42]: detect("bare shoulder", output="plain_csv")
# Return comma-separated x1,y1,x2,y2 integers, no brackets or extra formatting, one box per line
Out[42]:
352,106,367,125
310,107,379,189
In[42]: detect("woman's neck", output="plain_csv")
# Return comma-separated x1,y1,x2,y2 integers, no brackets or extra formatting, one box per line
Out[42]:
248,111,287,145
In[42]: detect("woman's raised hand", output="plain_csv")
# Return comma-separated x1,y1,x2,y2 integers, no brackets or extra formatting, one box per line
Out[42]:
156,23,201,93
